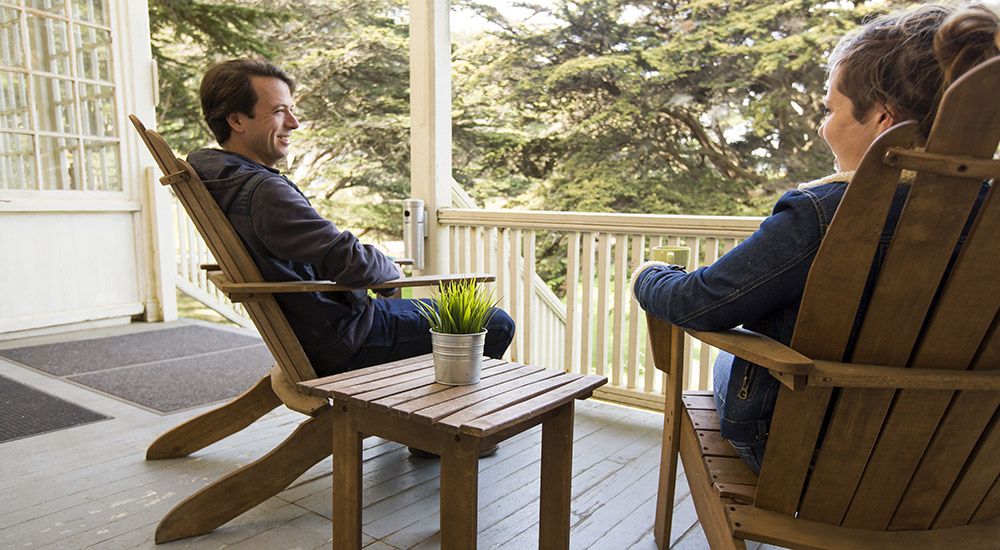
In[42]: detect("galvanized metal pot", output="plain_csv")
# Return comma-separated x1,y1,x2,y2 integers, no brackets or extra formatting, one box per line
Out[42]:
430,329,487,385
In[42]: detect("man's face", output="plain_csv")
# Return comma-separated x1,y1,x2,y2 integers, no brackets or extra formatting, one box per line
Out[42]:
227,76,299,167
818,69,892,172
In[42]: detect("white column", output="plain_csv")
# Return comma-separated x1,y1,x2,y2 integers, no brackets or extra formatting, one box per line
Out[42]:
124,0,176,321
409,0,452,276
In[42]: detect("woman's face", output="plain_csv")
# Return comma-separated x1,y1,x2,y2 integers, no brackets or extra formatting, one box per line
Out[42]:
819,70,894,172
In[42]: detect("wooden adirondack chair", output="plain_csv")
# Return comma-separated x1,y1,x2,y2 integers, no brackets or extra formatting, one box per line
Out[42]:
129,115,494,543
648,57,1000,549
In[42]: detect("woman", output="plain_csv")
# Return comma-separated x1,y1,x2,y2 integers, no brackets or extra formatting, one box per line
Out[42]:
632,3,1000,473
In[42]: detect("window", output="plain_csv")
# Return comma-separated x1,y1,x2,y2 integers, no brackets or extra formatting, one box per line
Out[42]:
0,0,119,191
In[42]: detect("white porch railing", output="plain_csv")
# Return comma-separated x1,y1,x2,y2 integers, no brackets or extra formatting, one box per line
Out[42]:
438,209,763,410
171,188,765,410
170,188,253,328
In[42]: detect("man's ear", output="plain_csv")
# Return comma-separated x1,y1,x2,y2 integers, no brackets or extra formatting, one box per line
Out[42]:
226,112,244,134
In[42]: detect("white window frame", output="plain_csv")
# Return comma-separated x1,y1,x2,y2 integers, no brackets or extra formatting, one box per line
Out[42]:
0,0,138,212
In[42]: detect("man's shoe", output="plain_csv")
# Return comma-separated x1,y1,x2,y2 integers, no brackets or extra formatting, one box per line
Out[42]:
408,444,499,459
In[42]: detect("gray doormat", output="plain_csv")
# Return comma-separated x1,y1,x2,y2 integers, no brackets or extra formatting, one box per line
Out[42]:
0,325,274,414
0,374,109,443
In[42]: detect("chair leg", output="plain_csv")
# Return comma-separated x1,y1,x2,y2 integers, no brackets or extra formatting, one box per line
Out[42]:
147,374,283,459
653,323,685,550
154,406,334,544
679,414,747,550
654,399,683,549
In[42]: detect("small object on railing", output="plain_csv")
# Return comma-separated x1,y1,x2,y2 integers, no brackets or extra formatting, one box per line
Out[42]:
403,198,426,270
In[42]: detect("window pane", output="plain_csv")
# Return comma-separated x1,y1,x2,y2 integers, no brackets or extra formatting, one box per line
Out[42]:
82,139,118,190
74,24,111,81
25,0,67,14
34,75,76,132
0,7,24,68
80,82,114,136
0,132,37,190
0,71,30,129
73,0,107,26
38,135,79,189
28,14,71,75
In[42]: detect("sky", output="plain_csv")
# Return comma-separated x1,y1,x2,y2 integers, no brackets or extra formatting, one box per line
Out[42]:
450,0,561,36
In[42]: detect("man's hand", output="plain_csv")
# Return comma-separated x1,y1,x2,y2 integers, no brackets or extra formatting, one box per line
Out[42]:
374,263,405,297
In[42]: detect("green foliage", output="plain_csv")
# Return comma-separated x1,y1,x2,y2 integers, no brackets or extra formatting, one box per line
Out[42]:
148,0,288,153
149,0,412,242
416,280,500,334
149,0,915,295
452,0,908,221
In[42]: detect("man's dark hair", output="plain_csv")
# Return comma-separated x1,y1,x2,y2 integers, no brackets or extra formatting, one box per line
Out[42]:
199,59,296,145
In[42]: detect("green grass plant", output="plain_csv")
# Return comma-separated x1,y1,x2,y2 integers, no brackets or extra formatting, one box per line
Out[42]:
416,279,499,334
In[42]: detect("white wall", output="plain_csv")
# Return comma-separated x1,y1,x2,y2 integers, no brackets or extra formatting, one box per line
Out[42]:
0,0,167,339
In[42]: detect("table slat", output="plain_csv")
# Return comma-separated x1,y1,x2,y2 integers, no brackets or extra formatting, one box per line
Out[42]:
350,360,524,407
459,375,606,437
427,371,572,427
298,354,432,394
376,364,541,416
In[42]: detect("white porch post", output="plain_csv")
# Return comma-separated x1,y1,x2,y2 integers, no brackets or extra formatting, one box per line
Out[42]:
124,0,176,322
409,0,452,276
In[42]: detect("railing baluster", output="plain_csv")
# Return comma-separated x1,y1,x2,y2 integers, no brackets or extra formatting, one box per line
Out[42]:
174,196,188,284
449,226,460,273
496,228,510,359
486,227,498,289
523,230,536,365
646,236,665,394
461,226,471,273
471,226,482,273
564,232,580,374
612,233,628,388
627,234,644,390
580,232,596,376
509,228,521,361
595,233,611,378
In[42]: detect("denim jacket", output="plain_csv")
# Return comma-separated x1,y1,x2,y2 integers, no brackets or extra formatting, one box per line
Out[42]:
633,180,913,449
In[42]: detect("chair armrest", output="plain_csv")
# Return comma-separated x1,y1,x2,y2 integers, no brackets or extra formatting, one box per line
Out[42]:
684,327,814,377
208,271,495,298
809,361,1000,391
683,328,1000,392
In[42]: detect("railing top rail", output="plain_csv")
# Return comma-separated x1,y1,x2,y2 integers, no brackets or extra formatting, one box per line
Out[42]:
439,208,764,237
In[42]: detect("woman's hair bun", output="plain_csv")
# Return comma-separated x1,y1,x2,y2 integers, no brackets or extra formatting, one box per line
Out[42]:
934,4,1000,86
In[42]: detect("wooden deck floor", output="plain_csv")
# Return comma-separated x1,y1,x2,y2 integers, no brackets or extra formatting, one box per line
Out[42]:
0,322,753,549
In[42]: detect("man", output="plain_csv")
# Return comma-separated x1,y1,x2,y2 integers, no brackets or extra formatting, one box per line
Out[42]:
189,59,515,379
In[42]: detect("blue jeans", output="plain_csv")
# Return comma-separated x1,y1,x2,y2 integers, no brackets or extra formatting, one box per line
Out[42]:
712,351,769,474
335,298,515,372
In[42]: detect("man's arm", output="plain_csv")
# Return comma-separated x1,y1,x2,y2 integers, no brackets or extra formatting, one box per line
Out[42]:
249,178,400,286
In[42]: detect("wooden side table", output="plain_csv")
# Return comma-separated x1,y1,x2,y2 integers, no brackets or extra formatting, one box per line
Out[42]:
299,354,607,549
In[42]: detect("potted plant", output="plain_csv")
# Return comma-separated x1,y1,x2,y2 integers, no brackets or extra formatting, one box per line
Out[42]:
416,279,499,385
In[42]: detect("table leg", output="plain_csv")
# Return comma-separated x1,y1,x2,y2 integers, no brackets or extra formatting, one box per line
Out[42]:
539,401,574,550
332,404,362,549
440,435,480,549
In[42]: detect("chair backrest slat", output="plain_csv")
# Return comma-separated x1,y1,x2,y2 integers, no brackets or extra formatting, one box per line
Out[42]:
755,57,1000,528
130,115,318,383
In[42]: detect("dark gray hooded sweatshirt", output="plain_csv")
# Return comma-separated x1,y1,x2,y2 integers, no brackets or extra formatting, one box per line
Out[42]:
187,149,399,374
